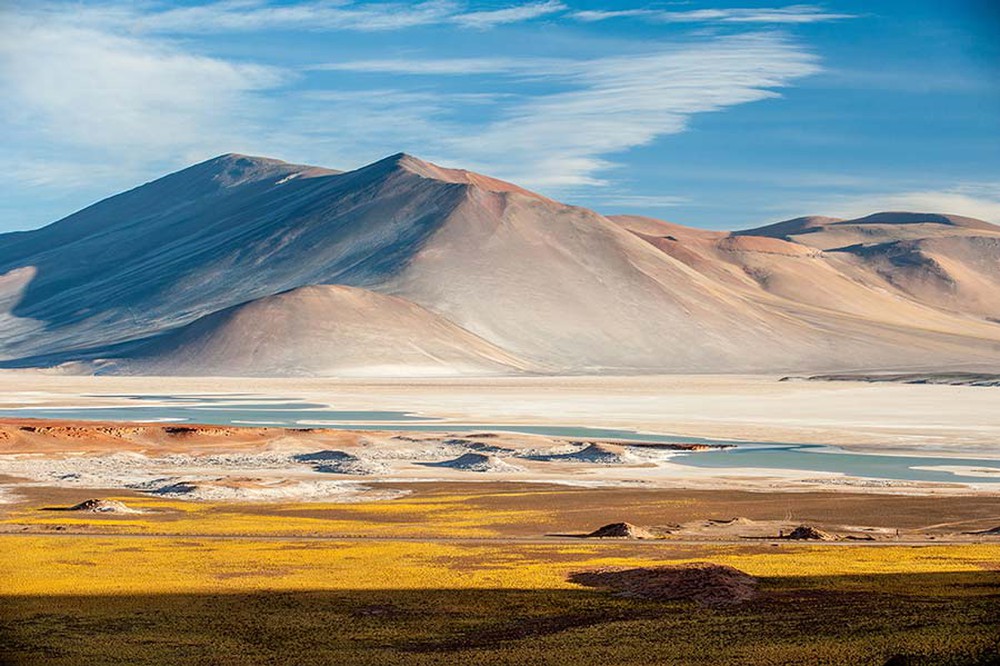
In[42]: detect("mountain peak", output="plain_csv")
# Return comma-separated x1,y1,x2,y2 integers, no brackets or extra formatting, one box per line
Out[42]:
210,152,275,163
845,211,997,230
733,215,843,238
350,152,550,201
357,152,433,175
195,153,338,187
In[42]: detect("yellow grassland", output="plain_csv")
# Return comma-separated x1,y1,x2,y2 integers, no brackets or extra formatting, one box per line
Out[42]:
4,533,998,596
1,493,553,537
3,492,999,665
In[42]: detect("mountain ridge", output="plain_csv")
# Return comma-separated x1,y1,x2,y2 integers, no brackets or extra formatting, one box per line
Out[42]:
2,152,999,376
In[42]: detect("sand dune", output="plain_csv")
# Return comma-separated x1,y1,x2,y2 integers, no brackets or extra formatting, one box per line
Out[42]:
105,285,531,377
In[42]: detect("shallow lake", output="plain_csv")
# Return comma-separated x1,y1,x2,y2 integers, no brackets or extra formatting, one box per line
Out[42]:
3,393,999,484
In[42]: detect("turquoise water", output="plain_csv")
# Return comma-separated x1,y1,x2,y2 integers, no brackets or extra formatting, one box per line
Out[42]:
674,444,1000,485
4,394,999,484
0,398,434,426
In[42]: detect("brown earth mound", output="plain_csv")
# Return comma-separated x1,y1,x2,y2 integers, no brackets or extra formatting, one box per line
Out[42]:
569,563,758,607
586,522,656,539
708,517,756,526
66,499,138,513
785,525,834,540
540,443,632,464
966,526,1000,535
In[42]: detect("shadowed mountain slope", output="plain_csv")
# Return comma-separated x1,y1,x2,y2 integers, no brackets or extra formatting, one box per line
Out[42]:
0,153,469,358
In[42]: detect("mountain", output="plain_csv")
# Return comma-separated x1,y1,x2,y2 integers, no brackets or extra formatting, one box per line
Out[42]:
2,153,1000,376
738,211,999,250
737,212,1000,319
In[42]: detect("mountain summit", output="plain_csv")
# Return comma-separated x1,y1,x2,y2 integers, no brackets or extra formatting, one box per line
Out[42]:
2,153,999,376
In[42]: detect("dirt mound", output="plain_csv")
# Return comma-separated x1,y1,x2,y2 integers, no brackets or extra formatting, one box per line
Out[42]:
967,526,1000,535
425,453,524,473
785,525,834,540
147,480,200,496
708,517,756,526
574,443,630,462
293,450,352,462
569,563,758,607
586,522,656,539
443,438,514,454
293,450,387,475
132,476,404,502
538,443,633,464
66,499,138,513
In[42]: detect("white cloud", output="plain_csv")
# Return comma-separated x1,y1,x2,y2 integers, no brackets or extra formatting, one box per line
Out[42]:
440,34,821,188
310,34,820,189
572,9,655,22
308,57,530,75
18,1,849,33
718,6,855,24
452,0,565,29
574,5,854,25
68,0,567,34
135,0,457,33
0,3,822,228
0,12,284,157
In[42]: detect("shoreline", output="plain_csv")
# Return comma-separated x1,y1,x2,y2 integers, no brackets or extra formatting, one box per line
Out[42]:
0,417,998,498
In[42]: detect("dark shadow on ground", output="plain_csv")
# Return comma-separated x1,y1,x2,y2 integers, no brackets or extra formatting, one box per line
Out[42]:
1,571,999,665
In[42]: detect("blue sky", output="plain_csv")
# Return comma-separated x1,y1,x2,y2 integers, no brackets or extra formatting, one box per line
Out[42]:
1,1,998,231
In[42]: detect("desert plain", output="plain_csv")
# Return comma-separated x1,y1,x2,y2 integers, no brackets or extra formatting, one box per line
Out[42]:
2,372,999,665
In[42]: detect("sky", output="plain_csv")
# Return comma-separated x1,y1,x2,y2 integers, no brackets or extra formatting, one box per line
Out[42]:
1,0,998,231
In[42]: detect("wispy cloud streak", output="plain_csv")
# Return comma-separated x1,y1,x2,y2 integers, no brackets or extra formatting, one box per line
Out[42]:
73,0,568,33
0,1,823,228
451,0,565,28
573,4,854,25
443,35,821,187
309,35,820,188
307,57,534,75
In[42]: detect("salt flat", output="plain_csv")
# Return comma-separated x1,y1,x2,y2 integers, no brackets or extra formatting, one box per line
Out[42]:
1,372,998,455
